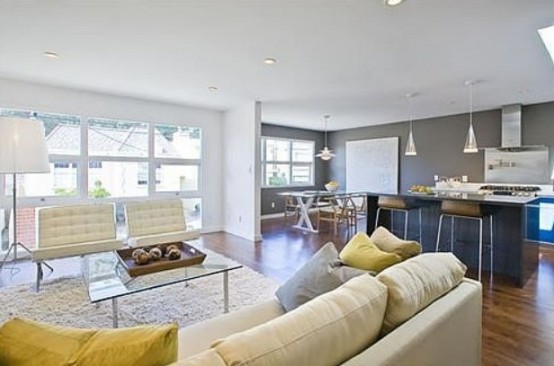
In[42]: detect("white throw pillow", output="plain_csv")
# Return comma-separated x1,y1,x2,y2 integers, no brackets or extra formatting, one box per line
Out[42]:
212,274,388,366
376,252,467,333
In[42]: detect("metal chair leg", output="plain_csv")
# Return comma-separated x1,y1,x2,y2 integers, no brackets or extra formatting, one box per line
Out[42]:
450,216,455,252
404,210,409,240
435,214,444,252
478,218,483,282
418,208,422,243
375,208,381,230
35,262,43,293
490,214,494,277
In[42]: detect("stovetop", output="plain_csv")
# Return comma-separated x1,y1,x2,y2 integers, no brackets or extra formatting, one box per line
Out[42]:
479,185,541,197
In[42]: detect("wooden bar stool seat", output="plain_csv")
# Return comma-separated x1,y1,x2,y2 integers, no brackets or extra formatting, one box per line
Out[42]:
375,196,422,241
435,200,494,282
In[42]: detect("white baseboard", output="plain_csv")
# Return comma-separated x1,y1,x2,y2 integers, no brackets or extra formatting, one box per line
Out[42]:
261,213,284,220
200,225,224,234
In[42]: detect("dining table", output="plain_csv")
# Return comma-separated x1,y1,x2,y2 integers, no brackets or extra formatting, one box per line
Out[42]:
277,190,367,233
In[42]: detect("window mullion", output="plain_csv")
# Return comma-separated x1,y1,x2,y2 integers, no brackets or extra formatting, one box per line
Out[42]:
148,123,155,197
80,116,89,199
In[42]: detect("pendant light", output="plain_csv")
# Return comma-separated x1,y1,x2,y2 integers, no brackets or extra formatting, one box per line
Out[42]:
463,80,478,153
316,115,335,161
405,93,417,156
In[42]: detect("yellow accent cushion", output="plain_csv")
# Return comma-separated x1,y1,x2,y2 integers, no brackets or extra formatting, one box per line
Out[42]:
0,318,178,366
340,232,402,272
371,226,422,260
376,252,467,333
212,275,388,366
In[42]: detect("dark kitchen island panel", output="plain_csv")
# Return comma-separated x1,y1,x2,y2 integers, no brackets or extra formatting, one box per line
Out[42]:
366,192,539,287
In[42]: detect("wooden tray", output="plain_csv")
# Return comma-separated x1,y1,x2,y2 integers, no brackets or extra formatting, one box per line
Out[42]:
116,242,207,277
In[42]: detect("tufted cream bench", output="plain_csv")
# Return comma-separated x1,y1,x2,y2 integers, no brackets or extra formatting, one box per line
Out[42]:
125,199,200,248
32,203,124,291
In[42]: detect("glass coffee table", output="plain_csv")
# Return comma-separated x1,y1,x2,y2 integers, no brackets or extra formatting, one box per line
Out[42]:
82,247,242,327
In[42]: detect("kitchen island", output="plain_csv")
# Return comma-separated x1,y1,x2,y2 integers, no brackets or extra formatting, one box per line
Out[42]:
367,192,539,287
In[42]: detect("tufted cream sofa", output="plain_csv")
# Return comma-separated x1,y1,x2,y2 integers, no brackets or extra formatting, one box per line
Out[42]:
32,203,124,291
124,199,200,248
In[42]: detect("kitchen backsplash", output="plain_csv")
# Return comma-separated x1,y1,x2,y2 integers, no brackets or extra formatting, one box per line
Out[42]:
484,149,550,184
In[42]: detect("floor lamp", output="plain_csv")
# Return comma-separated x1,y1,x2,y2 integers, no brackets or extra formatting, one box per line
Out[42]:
0,117,51,273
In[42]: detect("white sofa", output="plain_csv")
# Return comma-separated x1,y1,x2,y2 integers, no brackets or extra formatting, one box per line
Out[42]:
125,199,200,247
172,277,482,366
32,203,124,291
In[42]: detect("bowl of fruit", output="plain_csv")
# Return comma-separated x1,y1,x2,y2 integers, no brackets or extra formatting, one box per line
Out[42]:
325,181,340,192
409,185,434,195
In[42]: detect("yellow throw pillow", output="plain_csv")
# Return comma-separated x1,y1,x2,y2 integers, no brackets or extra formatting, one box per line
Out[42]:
340,232,402,272
370,226,422,260
74,324,178,366
0,318,96,366
0,318,178,366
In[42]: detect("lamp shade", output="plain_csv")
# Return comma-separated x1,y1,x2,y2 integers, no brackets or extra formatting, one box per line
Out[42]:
0,117,50,173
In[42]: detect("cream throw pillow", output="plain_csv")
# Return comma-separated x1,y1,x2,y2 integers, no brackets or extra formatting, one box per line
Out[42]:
371,226,422,260
376,252,467,333
169,349,226,366
212,274,388,366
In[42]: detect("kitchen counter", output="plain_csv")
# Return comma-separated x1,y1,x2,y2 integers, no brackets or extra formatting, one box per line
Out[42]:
366,192,539,287
405,192,536,206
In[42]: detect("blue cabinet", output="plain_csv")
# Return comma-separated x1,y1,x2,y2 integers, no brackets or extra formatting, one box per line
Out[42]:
526,197,554,244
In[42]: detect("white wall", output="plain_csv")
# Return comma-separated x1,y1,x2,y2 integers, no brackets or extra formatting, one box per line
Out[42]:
0,78,224,233
223,102,261,242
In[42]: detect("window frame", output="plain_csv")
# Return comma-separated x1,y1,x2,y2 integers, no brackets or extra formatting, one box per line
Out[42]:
0,108,203,206
260,136,315,188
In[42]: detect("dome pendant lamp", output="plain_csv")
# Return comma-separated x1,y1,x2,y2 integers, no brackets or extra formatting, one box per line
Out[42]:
463,80,479,153
316,115,335,161
405,93,417,156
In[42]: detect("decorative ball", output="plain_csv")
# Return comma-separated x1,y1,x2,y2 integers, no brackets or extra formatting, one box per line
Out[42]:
134,251,151,265
167,244,180,253
149,247,162,261
157,245,168,256
132,249,146,260
167,248,181,260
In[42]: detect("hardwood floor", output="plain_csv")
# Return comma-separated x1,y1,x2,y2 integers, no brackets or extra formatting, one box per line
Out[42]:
1,216,553,365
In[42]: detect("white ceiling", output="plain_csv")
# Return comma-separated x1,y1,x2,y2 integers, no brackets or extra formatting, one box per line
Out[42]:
0,0,553,131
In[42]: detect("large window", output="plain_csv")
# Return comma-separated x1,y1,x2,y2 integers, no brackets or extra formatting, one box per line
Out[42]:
261,137,314,187
0,108,204,251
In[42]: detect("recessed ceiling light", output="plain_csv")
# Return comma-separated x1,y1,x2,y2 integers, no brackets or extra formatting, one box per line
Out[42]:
263,58,277,65
208,86,218,92
43,51,60,59
538,25,554,65
384,0,404,6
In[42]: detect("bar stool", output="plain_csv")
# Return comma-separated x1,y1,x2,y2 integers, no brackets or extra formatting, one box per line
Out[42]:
375,196,422,241
435,200,493,282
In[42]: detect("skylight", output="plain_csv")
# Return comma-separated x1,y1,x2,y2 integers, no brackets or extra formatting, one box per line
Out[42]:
538,25,554,65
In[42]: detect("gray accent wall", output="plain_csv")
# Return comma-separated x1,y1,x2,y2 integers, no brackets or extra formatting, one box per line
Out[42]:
261,124,328,216
328,110,502,192
328,101,554,192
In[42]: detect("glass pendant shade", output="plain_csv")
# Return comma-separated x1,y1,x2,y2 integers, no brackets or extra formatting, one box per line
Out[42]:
464,123,478,153
405,128,417,156
404,93,417,156
463,80,478,153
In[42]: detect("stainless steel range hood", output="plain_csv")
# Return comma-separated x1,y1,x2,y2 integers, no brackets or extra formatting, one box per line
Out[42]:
494,104,546,152
484,104,549,184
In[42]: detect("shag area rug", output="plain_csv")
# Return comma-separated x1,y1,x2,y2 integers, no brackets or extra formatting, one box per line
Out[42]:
0,250,278,329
